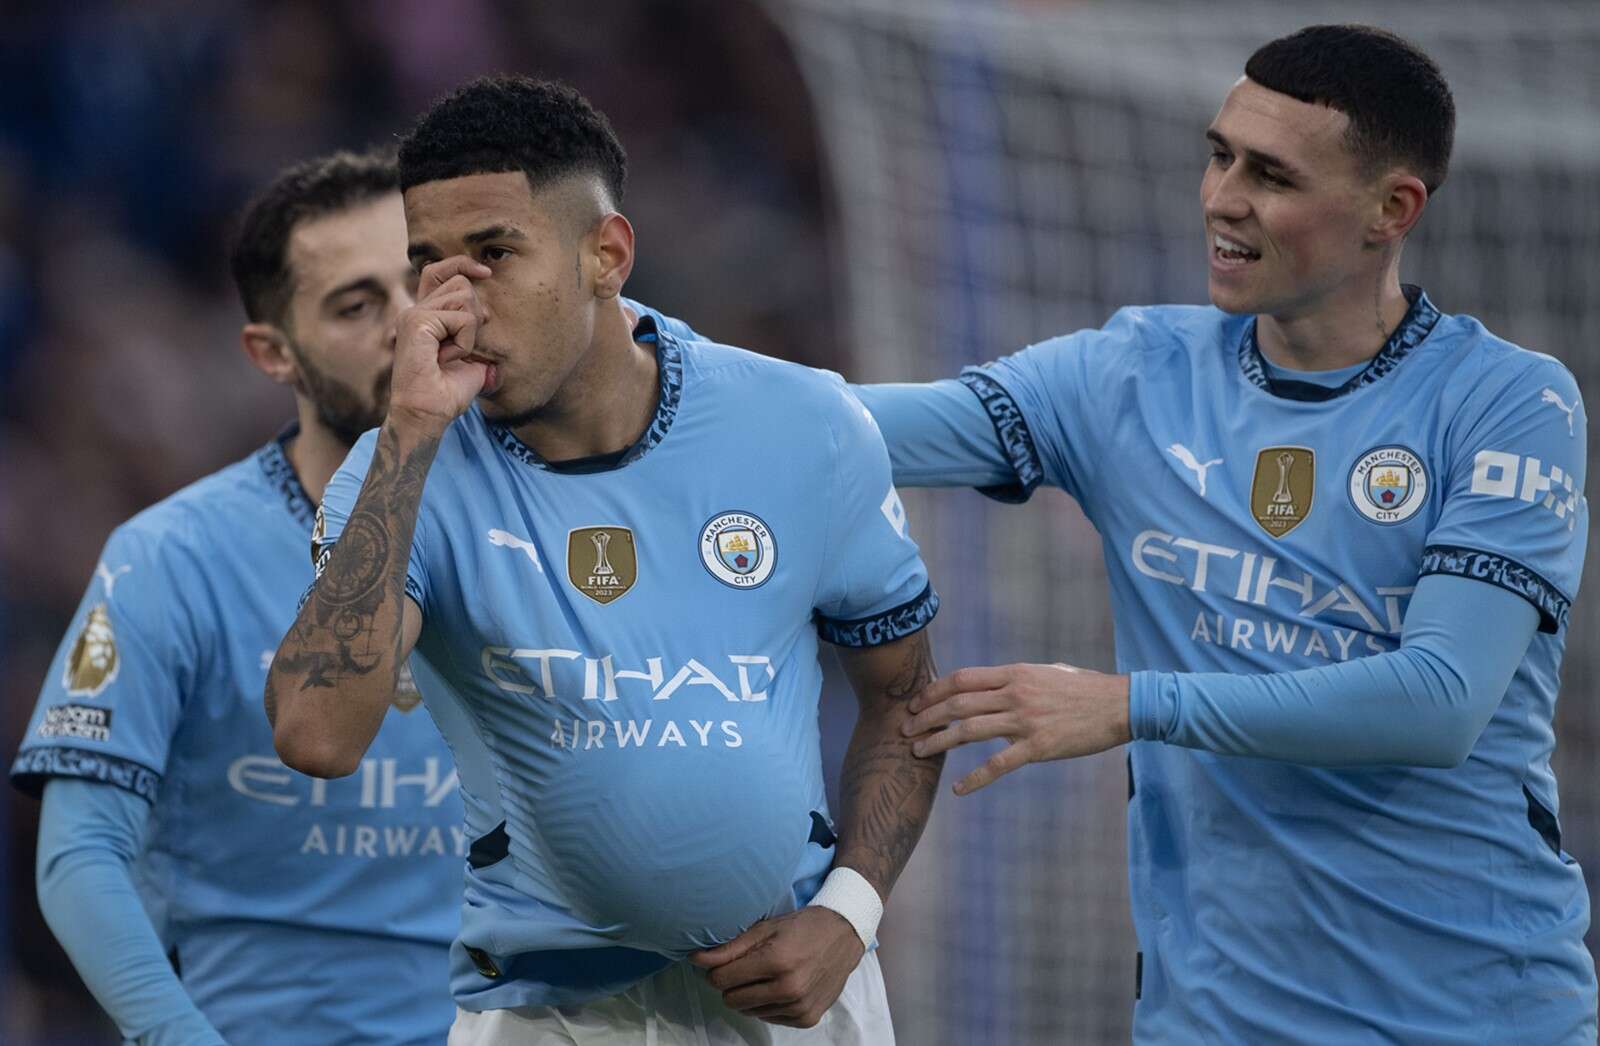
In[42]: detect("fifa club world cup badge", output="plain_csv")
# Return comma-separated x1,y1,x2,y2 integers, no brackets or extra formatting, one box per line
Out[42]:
1250,446,1315,538
700,511,777,589
1348,445,1428,525
567,526,638,604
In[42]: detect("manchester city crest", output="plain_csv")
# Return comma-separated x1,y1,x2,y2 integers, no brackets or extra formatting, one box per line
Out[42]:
1348,445,1428,524
700,511,776,589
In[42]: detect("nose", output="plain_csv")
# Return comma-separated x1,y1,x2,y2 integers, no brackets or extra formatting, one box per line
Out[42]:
1202,163,1249,224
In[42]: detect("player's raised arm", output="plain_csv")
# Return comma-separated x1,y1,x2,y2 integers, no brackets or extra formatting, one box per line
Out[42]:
266,256,489,777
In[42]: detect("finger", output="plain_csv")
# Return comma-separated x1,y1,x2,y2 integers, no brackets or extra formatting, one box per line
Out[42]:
903,688,1013,737
689,924,772,969
906,665,1012,715
722,977,793,1011
418,256,491,300
912,713,1017,758
954,741,1033,796
745,1002,804,1023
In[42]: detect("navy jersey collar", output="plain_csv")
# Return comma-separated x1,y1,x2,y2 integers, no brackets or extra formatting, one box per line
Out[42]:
255,422,317,532
1238,285,1441,401
491,313,683,474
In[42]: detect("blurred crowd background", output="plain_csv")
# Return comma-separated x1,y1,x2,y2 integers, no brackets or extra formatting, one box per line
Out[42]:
3,1,1597,1043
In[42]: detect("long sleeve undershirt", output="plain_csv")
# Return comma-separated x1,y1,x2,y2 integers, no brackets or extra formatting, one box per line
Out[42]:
855,379,1542,769
36,779,224,1045
1130,572,1537,767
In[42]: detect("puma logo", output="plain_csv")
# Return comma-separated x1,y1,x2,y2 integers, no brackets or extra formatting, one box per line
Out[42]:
1166,443,1223,498
95,562,132,600
1541,388,1578,436
487,529,544,572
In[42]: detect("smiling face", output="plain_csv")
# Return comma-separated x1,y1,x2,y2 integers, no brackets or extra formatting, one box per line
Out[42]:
281,193,416,443
1201,77,1386,320
403,170,609,427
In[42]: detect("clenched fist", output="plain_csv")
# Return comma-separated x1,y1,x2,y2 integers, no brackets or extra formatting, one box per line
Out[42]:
389,255,494,436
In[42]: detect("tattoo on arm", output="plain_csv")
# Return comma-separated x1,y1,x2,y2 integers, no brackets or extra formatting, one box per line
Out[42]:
267,424,438,724
837,631,942,899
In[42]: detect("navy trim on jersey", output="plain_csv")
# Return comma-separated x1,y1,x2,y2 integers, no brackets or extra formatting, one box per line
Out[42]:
816,582,940,647
1419,543,1571,634
491,315,683,474
11,746,161,803
255,424,317,532
1239,286,1442,401
957,369,1044,503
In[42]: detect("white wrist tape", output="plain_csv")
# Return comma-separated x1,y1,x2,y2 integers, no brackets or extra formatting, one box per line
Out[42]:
808,866,884,948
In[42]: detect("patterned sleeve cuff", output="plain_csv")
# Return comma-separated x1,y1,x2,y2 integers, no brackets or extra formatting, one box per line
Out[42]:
816,584,940,647
957,368,1045,504
1419,544,1571,634
11,747,161,803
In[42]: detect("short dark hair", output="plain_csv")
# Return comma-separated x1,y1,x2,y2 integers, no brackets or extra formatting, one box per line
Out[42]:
1245,25,1455,193
229,148,399,326
396,75,627,208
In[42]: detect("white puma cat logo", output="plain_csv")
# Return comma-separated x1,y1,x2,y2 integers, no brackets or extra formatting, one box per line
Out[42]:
487,529,544,572
95,562,133,599
1166,443,1223,498
1541,387,1578,436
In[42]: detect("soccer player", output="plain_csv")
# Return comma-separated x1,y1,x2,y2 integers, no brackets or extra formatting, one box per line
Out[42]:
859,24,1597,1043
265,77,942,1044
11,151,466,1044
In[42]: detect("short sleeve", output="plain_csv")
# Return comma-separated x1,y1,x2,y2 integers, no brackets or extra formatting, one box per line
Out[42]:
1421,359,1588,633
11,525,200,802
812,379,940,646
316,429,430,613
957,306,1144,506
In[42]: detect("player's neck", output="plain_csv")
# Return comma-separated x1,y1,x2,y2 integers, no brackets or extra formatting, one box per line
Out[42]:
1255,277,1411,373
508,303,659,462
284,409,356,505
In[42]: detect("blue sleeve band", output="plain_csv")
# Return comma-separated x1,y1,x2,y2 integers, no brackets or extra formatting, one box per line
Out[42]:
816,583,940,647
956,369,1045,503
12,747,161,802
1418,544,1570,633
37,780,224,1045
1135,574,1537,767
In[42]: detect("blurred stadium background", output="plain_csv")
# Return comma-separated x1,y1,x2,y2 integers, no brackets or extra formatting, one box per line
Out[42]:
2,2,1595,1043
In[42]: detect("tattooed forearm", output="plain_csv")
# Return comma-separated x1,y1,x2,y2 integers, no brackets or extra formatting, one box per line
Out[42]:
835,630,942,899
264,422,440,772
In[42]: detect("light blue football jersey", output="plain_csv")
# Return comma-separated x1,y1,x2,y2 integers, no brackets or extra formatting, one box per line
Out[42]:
944,287,1594,1042
12,429,462,1045
317,312,938,1011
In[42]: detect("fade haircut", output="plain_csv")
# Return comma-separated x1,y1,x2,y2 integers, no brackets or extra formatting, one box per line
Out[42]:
397,75,627,214
1245,25,1455,193
229,148,399,327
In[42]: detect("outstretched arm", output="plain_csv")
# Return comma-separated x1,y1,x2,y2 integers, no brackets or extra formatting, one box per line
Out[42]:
692,629,941,1028
905,573,1535,792
266,256,490,777
853,380,1016,489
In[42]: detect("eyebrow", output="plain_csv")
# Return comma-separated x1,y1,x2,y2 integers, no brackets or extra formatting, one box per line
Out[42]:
463,225,529,245
320,275,385,306
1206,129,1301,177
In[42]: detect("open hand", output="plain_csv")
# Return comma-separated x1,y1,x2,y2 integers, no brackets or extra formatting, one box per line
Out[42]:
689,907,864,1029
902,663,1132,794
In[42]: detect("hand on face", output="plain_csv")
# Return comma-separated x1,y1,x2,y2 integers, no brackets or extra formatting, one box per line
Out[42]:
689,907,864,1029
388,255,493,436
902,663,1132,794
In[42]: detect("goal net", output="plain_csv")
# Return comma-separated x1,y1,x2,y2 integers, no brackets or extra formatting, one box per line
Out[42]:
767,1,1600,1042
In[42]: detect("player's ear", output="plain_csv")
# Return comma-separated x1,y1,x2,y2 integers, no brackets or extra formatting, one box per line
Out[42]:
590,212,635,301
240,323,298,386
1369,171,1427,246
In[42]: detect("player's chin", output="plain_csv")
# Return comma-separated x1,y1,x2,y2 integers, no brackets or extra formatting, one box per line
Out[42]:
1206,277,1263,316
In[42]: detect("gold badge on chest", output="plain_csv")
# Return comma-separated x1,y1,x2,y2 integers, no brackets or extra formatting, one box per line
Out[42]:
567,526,638,604
1250,446,1315,538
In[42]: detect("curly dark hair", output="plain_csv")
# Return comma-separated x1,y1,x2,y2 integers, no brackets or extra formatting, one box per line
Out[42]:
397,75,627,208
229,147,399,326
1246,25,1455,193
